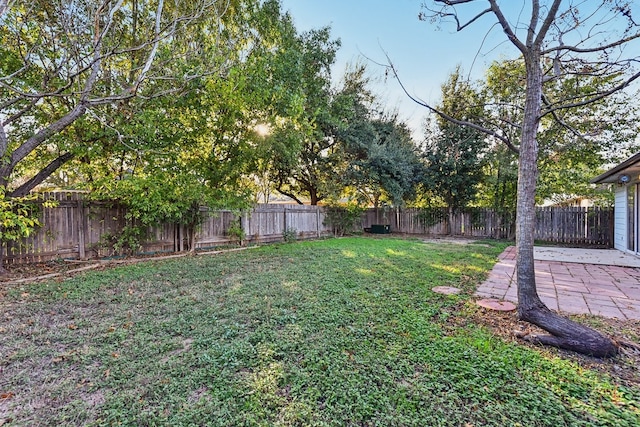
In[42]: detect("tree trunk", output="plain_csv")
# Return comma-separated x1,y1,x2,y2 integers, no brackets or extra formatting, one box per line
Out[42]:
0,241,5,275
188,225,196,253
516,50,617,357
310,189,318,206
519,304,618,358
516,54,543,318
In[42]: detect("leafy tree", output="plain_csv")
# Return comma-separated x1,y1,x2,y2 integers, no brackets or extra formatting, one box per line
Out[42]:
265,57,423,207
0,0,262,262
343,115,424,208
263,31,351,205
80,0,301,249
0,0,247,196
479,59,640,208
420,68,488,233
406,0,640,357
473,144,518,237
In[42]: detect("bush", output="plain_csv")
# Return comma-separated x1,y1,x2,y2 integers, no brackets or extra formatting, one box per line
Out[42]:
0,191,57,268
283,227,298,243
323,203,365,236
227,218,245,244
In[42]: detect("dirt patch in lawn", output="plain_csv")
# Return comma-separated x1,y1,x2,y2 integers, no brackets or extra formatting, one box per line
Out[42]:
0,260,78,283
0,246,252,287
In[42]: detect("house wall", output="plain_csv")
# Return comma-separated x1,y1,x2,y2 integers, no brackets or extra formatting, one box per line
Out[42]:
614,185,628,251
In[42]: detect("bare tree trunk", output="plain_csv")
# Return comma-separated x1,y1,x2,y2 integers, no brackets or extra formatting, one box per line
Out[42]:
188,225,197,254
516,55,543,318
516,49,617,358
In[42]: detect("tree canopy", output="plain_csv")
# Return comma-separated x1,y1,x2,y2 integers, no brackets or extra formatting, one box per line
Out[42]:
421,67,487,213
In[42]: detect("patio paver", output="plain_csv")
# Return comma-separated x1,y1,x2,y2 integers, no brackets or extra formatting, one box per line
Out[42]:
476,246,640,320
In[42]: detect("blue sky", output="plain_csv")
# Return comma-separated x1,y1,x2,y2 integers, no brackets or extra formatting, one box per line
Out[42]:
279,0,520,136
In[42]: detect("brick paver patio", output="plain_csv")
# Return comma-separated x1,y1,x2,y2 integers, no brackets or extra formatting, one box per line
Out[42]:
476,246,640,320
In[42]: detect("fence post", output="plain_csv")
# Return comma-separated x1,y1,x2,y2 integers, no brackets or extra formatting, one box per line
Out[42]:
283,206,287,235
243,210,250,245
76,198,86,260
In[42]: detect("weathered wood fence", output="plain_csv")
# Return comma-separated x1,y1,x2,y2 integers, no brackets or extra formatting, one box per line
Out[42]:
1,192,614,265
2,193,333,264
361,207,516,239
534,206,613,246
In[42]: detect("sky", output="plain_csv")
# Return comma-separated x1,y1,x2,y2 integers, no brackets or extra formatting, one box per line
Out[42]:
278,0,521,137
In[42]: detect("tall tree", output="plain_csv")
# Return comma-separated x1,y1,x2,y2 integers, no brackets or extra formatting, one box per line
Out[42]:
264,40,372,206
421,67,487,233
343,114,424,208
80,0,303,248
399,1,640,357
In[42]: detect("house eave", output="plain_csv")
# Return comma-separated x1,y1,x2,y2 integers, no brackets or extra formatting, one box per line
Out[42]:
591,152,640,184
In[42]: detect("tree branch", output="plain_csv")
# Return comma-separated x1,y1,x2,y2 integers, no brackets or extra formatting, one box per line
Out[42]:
533,0,563,49
0,102,88,184
1,97,38,127
487,0,527,53
276,186,305,205
541,93,585,141
428,3,492,32
541,69,640,116
526,0,540,47
542,32,640,54
434,0,476,4
9,152,75,197
384,54,519,154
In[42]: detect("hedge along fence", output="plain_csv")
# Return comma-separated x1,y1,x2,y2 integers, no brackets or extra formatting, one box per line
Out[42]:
1,192,614,265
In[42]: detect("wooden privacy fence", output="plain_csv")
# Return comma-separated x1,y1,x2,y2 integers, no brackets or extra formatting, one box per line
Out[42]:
361,207,515,239
2,193,333,265
362,206,611,246
1,192,614,265
535,206,613,246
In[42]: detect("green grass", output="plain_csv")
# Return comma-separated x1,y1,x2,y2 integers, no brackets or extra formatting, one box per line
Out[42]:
1,237,638,426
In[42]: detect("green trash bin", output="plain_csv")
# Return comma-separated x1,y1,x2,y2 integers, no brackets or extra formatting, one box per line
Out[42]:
371,224,390,234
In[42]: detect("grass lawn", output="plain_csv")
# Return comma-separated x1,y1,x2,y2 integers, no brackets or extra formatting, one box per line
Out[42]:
1,237,639,426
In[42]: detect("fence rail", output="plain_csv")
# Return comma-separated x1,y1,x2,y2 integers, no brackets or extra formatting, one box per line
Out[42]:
1,193,614,264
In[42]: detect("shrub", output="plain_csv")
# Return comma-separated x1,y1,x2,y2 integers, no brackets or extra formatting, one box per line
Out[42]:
283,227,298,243
227,218,245,244
323,203,365,236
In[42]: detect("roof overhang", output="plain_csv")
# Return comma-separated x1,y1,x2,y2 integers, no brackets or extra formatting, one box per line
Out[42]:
591,152,640,184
